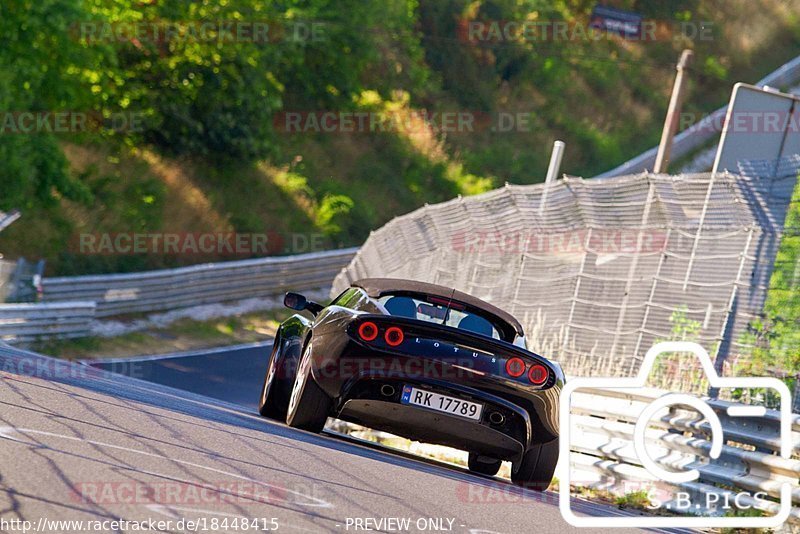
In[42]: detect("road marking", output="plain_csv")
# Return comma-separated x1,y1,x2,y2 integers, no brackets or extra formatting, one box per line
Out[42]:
0,426,331,509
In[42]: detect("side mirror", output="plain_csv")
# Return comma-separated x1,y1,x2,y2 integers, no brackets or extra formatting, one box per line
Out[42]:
284,292,308,311
284,292,324,315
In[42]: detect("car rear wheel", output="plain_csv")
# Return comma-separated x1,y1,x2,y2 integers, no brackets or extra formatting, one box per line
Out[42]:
286,343,331,432
258,338,289,419
467,453,502,477
510,438,558,491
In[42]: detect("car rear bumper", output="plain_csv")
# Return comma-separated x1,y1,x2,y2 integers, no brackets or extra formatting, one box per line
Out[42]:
306,324,561,454
330,374,534,461
338,398,525,461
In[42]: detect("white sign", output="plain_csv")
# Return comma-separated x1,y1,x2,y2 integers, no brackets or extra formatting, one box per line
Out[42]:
713,83,800,176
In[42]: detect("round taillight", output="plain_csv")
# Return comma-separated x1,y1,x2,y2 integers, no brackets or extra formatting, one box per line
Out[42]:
358,321,379,341
505,357,526,378
528,364,548,385
385,326,404,347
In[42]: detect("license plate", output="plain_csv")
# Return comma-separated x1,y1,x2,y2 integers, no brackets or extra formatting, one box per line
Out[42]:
401,385,483,421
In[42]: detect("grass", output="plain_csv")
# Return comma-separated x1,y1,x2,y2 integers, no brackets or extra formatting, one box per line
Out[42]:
569,485,680,517
614,490,654,510
720,507,768,534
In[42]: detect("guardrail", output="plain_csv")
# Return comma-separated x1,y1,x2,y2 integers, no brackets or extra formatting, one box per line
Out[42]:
569,387,800,522
0,249,356,342
41,248,357,317
0,209,21,233
0,301,96,343
595,54,800,178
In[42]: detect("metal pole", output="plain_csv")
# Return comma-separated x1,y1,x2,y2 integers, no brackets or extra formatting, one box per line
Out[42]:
682,171,716,291
793,379,800,414
539,140,565,215
545,140,565,183
562,228,592,354
632,227,671,360
654,49,694,173
609,180,656,359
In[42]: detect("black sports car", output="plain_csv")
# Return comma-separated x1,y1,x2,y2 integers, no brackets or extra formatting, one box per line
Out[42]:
258,278,563,489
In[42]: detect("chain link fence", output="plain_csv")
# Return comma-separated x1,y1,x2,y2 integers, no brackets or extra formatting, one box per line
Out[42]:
333,171,798,378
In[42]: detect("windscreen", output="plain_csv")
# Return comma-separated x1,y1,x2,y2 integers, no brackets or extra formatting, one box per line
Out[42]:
377,294,500,340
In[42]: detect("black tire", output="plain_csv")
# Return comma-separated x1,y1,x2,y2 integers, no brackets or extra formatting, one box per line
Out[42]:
258,338,290,419
286,343,332,432
510,438,559,491
468,453,502,477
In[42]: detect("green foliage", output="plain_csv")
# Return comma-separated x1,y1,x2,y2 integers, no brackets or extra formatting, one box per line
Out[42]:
316,194,354,237
649,306,707,391
0,0,97,209
4,0,800,280
82,0,384,161
721,506,767,534
614,490,652,510
668,305,702,341
739,176,800,387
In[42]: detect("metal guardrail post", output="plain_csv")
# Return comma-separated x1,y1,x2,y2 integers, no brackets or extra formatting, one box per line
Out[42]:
794,379,800,413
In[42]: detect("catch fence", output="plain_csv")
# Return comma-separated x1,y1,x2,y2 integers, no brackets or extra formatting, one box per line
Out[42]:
333,171,798,378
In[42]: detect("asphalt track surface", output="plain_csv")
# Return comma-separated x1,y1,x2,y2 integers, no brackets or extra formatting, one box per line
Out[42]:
90,342,271,410
0,342,666,533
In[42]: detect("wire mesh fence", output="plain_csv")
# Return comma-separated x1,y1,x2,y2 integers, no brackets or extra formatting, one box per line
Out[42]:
333,170,799,379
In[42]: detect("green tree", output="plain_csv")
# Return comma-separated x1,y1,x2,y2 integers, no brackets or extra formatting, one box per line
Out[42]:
0,0,98,209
